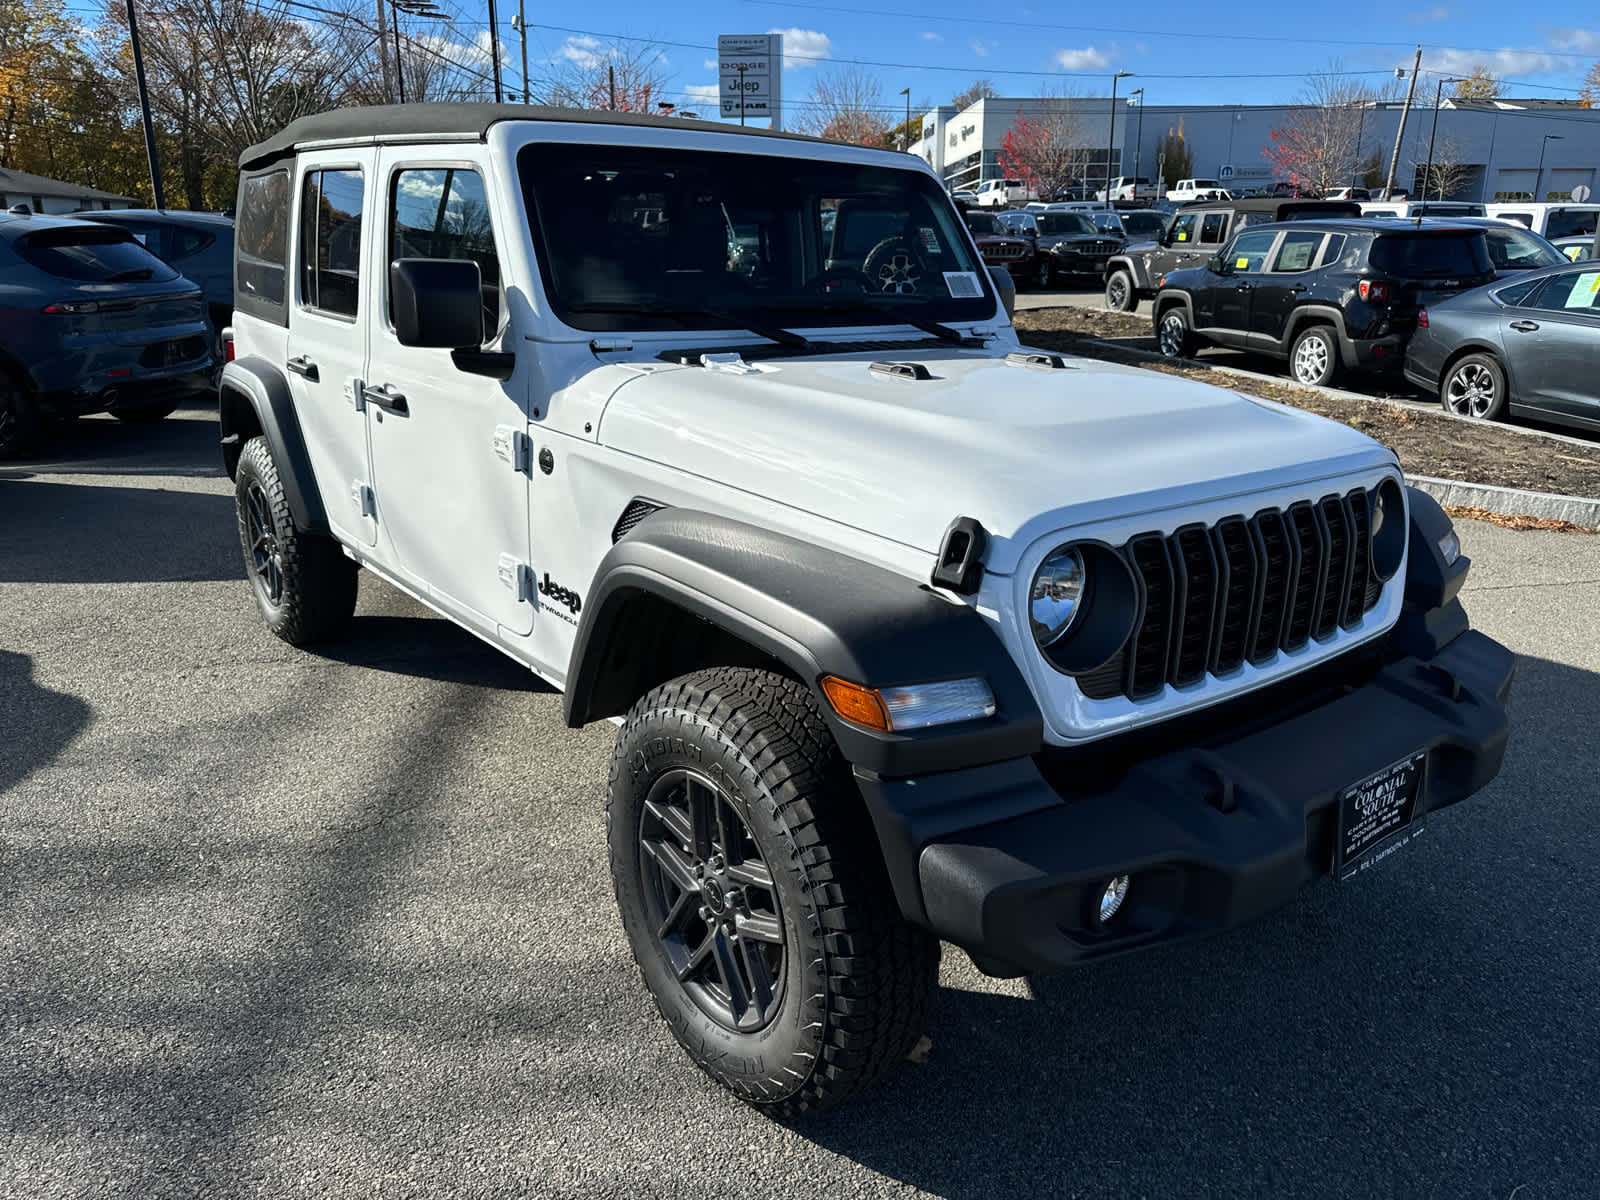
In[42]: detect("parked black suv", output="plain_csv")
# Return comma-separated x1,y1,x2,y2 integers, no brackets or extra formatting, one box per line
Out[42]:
1151,219,1496,386
1103,198,1363,311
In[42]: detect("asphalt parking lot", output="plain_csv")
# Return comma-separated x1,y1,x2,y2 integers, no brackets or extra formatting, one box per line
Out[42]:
4,403,1600,1199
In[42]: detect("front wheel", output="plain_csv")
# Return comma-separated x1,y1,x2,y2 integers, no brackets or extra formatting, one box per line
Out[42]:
608,667,939,1117
1441,352,1507,421
234,436,359,645
1105,269,1136,312
1289,325,1341,387
1034,256,1055,290
1157,306,1194,359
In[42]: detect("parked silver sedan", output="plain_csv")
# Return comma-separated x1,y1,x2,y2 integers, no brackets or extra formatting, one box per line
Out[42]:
1404,261,1600,432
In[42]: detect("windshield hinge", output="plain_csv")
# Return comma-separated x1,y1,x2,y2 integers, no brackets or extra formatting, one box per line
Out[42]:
969,324,1004,340
589,337,634,353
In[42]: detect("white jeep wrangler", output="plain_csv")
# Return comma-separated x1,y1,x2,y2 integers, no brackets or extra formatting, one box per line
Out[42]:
221,104,1513,1117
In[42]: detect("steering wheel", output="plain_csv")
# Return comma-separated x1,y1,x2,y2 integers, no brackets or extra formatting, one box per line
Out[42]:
861,237,930,296
806,264,876,294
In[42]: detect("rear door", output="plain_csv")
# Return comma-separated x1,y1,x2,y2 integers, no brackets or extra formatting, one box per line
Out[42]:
363,151,533,637
1502,268,1600,419
286,151,377,547
1250,229,1326,346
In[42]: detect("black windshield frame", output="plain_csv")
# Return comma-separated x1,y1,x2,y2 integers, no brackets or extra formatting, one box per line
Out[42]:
517,142,996,333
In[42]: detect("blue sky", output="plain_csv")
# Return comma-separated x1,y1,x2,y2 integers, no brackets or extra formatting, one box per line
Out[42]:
65,0,1600,119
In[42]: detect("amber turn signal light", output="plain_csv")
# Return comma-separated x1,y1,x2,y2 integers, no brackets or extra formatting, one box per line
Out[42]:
820,676,891,731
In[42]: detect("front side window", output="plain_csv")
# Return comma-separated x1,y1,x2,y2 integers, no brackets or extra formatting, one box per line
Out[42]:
1169,213,1199,244
520,145,994,331
1271,231,1324,273
391,167,501,334
299,168,364,319
1226,230,1278,272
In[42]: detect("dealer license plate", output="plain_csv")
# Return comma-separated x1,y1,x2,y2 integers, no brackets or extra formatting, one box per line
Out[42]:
1335,752,1426,881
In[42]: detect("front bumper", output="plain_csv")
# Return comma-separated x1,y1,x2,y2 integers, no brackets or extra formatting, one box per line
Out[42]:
858,628,1513,975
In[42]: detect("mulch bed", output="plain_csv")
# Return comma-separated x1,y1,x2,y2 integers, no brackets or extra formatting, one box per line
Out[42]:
1014,307,1600,502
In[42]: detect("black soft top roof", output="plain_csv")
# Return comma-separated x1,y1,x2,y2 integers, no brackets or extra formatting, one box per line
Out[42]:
240,103,838,170
1177,197,1365,218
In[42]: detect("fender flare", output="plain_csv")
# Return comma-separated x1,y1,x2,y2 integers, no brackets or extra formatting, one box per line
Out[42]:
1106,255,1148,290
219,357,329,535
1282,305,1352,362
1153,288,1195,323
564,508,1043,779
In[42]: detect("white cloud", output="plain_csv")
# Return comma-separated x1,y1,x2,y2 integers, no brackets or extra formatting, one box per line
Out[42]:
920,31,943,41
415,31,492,72
1055,46,1111,71
766,28,832,70
1421,46,1570,76
555,35,604,70
703,58,718,70
1405,6,1452,23
1541,27,1600,53
971,41,989,58
683,84,721,107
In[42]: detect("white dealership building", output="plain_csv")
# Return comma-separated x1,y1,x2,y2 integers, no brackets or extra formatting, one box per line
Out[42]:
914,94,1600,202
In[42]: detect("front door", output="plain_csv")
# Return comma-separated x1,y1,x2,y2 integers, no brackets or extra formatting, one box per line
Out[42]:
1201,229,1278,341
363,153,534,637
285,152,376,546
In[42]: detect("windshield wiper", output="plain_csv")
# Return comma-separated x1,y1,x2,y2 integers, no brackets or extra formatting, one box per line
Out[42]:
761,300,971,344
566,302,810,349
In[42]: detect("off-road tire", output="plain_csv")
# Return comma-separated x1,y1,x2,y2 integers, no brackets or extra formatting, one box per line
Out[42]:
111,394,185,424
608,667,940,1118
1105,269,1136,312
233,436,358,645
1440,352,1508,421
0,364,40,460
1157,305,1195,359
1289,324,1341,388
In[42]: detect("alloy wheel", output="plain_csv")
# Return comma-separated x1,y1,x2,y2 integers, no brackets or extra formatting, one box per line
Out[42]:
1445,362,1498,418
638,769,786,1032
874,252,921,295
244,482,285,605
1293,334,1331,384
1159,313,1187,357
1107,275,1128,310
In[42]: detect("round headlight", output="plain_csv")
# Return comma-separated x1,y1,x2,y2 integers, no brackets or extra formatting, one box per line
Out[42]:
1030,546,1085,648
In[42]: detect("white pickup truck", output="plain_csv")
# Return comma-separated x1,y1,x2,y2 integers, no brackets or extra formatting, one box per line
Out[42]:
1166,178,1230,203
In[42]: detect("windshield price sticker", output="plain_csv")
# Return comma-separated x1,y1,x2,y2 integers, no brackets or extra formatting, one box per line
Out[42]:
943,271,982,298
1235,256,1249,269
1337,752,1427,881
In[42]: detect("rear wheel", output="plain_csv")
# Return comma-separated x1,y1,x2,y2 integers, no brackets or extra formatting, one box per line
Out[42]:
1105,269,1136,312
608,667,939,1117
1441,352,1507,421
0,364,40,460
234,436,358,645
1157,306,1194,359
1289,325,1341,387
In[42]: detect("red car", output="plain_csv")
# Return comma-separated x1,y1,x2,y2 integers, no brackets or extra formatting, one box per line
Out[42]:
962,209,1035,286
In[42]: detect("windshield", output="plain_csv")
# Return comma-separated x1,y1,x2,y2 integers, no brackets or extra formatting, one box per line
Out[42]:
1121,211,1168,239
1546,208,1599,239
1369,232,1494,278
1483,227,1564,271
1036,214,1097,236
15,225,178,283
519,144,993,330
963,212,1006,236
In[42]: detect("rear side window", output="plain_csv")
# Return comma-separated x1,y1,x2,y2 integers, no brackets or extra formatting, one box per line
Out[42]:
236,169,290,319
1546,209,1598,239
1493,277,1542,307
299,168,364,319
1271,230,1323,272
1198,213,1228,244
14,225,177,283
1529,270,1600,313
1369,233,1493,278
1318,234,1347,266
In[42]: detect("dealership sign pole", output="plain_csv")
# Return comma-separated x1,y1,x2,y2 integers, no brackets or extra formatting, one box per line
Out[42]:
718,34,782,130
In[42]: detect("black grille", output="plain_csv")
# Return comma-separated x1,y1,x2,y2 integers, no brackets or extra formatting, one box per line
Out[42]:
1077,488,1385,702
611,499,663,542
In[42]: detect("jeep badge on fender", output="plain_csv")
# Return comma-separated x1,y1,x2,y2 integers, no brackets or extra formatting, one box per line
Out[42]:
220,103,1514,1120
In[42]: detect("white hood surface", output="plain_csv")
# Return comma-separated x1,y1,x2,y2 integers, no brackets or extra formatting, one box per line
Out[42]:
596,347,1394,573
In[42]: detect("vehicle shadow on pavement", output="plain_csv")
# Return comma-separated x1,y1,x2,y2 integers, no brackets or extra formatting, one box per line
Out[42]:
312,613,555,693
794,652,1599,1198
0,401,222,480
0,651,91,794
0,477,237,584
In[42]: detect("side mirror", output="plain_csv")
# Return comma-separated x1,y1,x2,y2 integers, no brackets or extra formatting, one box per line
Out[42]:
987,265,1016,319
1208,254,1230,275
390,258,484,348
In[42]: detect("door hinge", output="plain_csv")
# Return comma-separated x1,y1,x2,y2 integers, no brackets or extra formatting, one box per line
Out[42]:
344,376,366,412
497,554,534,602
352,482,376,518
492,425,533,474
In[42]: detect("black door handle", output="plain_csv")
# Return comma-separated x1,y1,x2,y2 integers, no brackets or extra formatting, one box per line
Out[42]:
1235,283,1253,292
286,355,319,381
362,385,409,415
1509,320,1540,332
1290,284,1309,293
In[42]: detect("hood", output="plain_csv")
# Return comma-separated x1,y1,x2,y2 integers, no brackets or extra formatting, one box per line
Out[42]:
1040,232,1123,249
974,234,1030,249
596,347,1392,573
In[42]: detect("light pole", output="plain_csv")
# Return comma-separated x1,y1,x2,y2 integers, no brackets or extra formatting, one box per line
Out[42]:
1422,75,1465,203
124,0,165,208
1534,134,1562,203
486,0,503,101
512,1,529,102
1351,101,1367,190
390,0,445,103
1128,88,1144,190
1105,70,1132,208
901,87,911,152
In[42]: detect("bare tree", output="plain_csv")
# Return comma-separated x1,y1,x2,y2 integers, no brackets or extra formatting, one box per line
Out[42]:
951,79,996,110
792,66,888,146
545,40,668,112
1412,137,1472,201
1264,70,1383,196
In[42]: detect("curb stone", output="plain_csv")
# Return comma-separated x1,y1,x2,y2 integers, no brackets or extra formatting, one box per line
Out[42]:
1406,475,1600,530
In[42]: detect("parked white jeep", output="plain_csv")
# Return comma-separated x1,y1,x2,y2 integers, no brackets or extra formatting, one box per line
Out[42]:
221,103,1514,1118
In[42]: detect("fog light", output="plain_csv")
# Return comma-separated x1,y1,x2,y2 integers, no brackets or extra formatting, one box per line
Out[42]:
1098,875,1130,923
